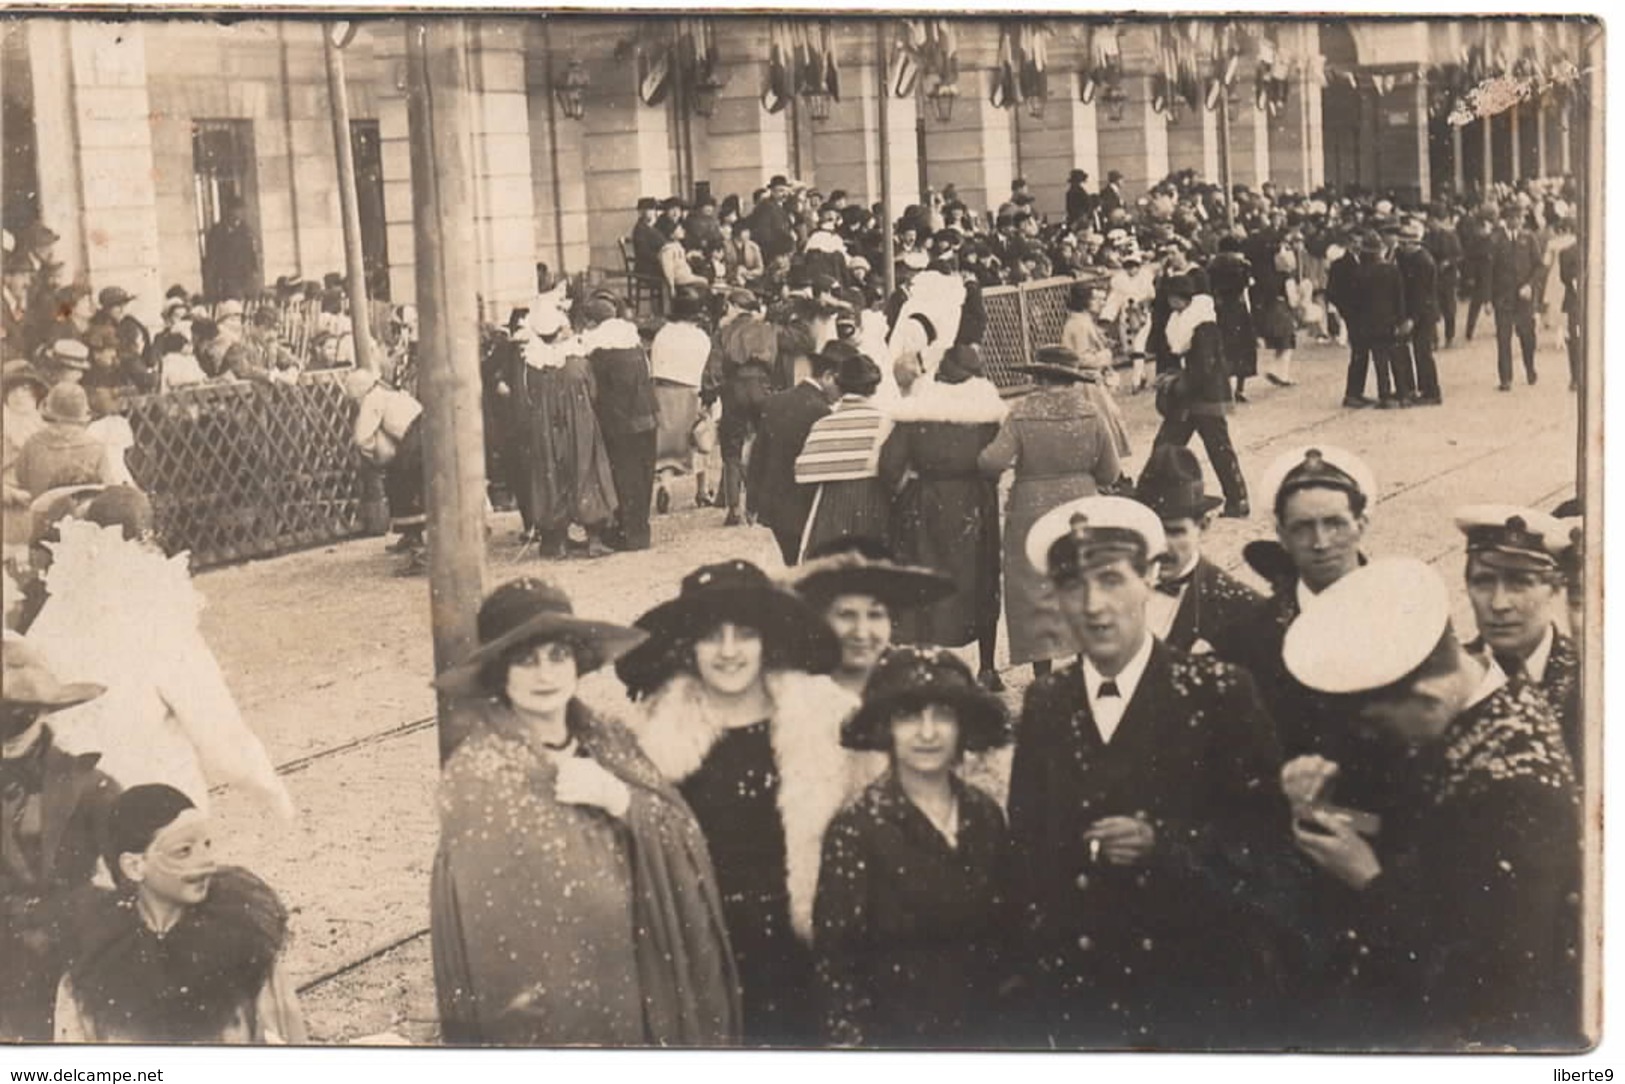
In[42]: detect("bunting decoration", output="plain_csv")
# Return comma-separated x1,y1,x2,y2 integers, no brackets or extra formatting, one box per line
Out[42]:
1076,22,1124,105
893,19,960,100
991,21,1052,114
763,20,838,115
618,20,729,110
1253,28,1291,115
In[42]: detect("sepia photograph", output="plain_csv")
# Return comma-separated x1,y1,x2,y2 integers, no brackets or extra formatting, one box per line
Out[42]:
0,5,1604,1067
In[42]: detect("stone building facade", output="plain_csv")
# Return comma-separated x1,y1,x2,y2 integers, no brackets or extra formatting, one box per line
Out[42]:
0,16,1583,325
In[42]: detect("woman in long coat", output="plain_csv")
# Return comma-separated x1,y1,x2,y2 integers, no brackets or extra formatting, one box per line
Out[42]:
509,288,618,558
879,347,1006,687
1208,237,1258,398
813,648,1013,1048
431,578,739,1046
619,560,876,1047
978,346,1122,677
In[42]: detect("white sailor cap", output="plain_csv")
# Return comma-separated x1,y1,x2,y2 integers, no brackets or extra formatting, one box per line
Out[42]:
1025,495,1167,581
1283,557,1451,695
1455,504,1574,572
1260,444,1377,516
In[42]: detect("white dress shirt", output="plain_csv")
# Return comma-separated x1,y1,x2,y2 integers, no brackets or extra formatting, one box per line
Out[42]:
1081,632,1157,744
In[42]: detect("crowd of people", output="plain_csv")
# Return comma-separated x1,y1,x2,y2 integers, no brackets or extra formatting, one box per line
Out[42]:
0,160,1588,1052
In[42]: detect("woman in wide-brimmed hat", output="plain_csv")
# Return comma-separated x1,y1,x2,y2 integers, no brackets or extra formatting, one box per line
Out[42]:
431,577,739,1047
621,559,875,1047
813,646,1013,1048
791,535,955,698
979,345,1124,679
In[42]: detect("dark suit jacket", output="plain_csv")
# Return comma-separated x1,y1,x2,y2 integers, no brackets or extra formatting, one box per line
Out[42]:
747,381,829,535
1489,227,1543,308
1396,246,1439,326
1164,558,1265,658
632,220,666,278
1098,184,1124,220
1348,257,1407,344
1065,185,1095,227
747,199,797,263
1,736,120,1042
589,343,658,436
1005,643,1291,1046
1424,225,1463,285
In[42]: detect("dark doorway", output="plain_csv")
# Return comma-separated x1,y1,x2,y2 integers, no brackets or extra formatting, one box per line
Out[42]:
192,119,261,267
349,119,390,302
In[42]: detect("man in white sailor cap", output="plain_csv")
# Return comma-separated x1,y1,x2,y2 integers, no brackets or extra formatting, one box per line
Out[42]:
1228,445,1391,803
1456,504,1582,773
1005,495,1290,1049
1283,557,1582,1049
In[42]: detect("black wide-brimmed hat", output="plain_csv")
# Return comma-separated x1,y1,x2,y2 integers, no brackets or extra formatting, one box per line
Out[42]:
1014,344,1096,384
435,578,649,697
615,560,840,699
841,646,1011,753
1135,445,1224,521
792,536,956,613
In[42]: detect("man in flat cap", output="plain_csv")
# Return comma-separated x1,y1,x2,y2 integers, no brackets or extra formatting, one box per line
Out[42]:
1456,505,1582,775
1284,558,1582,1049
1005,496,1290,1049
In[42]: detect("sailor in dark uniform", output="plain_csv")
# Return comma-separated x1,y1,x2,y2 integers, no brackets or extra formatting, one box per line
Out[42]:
1455,505,1583,776
1004,496,1291,1050
1284,558,1584,1050
1133,444,1263,658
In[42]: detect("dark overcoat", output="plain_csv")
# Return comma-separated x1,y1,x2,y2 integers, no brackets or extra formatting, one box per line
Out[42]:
1163,557,1265,658
746,381,830,541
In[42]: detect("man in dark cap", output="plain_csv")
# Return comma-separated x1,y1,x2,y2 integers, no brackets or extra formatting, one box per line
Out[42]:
1488,203,1542,390
1284,558,1582,1049
631,196,664,281
1007,496,1290,1048
581,296,657,551
748,178,798,265
1455,505,1582,774
201,195,261,303
0,635,120,1041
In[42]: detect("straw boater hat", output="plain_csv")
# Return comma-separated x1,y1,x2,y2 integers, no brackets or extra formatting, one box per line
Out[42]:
840,646,1012,754
435,577,649,697
47,339,91,372
615,559,840,699
2,635,105,710
792,536,956,612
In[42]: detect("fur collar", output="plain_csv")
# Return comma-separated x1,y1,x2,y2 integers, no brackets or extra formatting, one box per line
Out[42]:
634,670,879,943
579,318,642,354
67,867,287,1041
890,376,1009,425
1167,294,1217,356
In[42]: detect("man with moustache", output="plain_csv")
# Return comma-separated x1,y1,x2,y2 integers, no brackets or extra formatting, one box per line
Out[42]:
1005,496,1289,1049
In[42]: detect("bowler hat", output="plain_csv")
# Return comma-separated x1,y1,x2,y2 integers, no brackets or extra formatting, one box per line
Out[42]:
1,636,105,710
637,196,659,212
615,560,840,699
1135,444,1224,521
1068,169,1089,184
841,646,1011,754
436,578,649,696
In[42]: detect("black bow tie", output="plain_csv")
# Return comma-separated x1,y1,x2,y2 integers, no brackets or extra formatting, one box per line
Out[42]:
1097,680,1121,700
1156,570,1195,597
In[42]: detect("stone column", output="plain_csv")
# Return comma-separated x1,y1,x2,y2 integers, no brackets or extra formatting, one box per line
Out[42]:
1013,93,1099,222
919,84,1015,220
698,23,791,207
372,26,417,306
1096,28,1169,199
811,42,919,213
462,21,541,318
525,21,591,278
35,22,164,322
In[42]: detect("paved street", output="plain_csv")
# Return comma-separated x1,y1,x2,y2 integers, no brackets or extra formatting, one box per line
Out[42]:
191,327,1580,1042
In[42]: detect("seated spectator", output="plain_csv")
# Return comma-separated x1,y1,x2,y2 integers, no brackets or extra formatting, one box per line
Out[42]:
15,384,120,498
659,220,708,297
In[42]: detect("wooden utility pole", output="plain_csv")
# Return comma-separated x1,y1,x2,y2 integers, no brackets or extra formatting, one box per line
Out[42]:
405,18,488,763
877,20,896,298
324,22,377,373
1218,89,1235,228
